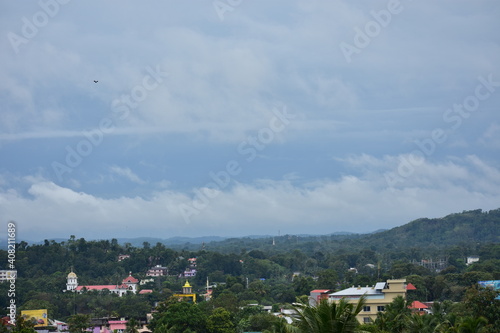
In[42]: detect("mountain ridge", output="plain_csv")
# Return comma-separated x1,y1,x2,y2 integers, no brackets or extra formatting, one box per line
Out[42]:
12,208,499,251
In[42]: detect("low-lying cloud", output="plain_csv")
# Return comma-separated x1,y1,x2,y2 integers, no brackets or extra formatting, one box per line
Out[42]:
1,154,499,241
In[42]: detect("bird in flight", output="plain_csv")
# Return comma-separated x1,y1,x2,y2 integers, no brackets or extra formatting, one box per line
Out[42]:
93,80,98,83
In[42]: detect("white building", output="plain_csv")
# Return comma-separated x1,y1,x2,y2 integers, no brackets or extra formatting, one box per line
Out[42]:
66,270,139,297
328,279,409,323
466,256,480,266
66,269,78,290
0,270,17,282
146,265,168,277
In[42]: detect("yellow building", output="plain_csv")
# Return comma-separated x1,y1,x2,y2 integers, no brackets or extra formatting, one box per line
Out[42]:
21,309,48,327
328,279,408,324
173,281,196,303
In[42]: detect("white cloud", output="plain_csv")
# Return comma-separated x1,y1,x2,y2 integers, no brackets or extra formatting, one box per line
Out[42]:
2,1,498,141
109,166,146,185
1,154,499,241
1,1,499,241
478,123,500,149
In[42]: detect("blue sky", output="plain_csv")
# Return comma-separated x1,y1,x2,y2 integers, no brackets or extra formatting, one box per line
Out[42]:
1,1,500,242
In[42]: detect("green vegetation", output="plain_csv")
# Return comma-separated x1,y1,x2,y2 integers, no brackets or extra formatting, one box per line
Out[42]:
287,297,366,333
0,208,498,332
67,314,91,333
359,287,499,332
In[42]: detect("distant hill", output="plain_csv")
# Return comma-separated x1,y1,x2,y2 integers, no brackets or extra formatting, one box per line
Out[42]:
362,208,500,249
13,208,499,253
176,208,500,253
115,236,228,247
15,236,228,249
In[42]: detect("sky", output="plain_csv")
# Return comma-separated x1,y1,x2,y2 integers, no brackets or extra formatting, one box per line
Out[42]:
1,0,500,243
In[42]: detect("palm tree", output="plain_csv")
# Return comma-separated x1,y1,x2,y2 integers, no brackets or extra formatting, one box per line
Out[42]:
457,316,488,333
374,296,410,333
435,315,488,333
404,313,438,333
285,296,367,333
67,314,91,333
435,312,460,333
125,318,139,333
270,317,289,333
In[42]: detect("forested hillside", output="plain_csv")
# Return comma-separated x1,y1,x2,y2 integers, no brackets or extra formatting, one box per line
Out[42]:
179,208,500,254
363,208,500,248
0,208,498,328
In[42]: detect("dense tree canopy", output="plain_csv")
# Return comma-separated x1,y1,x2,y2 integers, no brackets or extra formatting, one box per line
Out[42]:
0,208,498,332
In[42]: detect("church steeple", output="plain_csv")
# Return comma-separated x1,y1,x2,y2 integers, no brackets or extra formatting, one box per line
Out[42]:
66,268,78,291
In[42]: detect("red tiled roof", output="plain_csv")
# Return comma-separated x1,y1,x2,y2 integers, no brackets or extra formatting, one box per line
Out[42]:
409,301,428,309
109,323,127,330
139,289,153,294
311,289,330,293
76,285,116,291
123,275,139,283
406,283,417,290
1,316,12,326
109,320,127,330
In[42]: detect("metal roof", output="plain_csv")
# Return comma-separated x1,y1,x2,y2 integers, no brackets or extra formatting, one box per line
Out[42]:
329,286,383,297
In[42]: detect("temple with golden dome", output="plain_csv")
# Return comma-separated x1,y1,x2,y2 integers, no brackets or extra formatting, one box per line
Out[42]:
173,280,196,303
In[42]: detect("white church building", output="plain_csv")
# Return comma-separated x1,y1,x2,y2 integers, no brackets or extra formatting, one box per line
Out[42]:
66,269,139,297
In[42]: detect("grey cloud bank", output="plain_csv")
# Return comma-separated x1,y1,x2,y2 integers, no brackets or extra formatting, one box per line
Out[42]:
0,1,499,241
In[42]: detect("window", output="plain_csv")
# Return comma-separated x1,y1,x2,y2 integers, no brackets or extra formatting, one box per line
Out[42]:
363,306,371,312
363,317,372,323
377,306,385,312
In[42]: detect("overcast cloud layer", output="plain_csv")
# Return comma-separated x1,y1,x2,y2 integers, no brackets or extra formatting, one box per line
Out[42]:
1,1,499,242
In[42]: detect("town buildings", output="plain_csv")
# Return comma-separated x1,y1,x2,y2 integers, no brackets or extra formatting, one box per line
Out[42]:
146,265,168,277
66,270,139,297
173,280,197,303
309,289,330,306
0,270,16,282
325,279,409,323
117,254,130,262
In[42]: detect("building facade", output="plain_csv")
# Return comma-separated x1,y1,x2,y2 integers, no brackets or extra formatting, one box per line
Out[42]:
66,270,78,291
309,289,331,306
146,265,168,277
0,270,17,282
66,270,139,297
173,281,197,303
327,279,408,323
